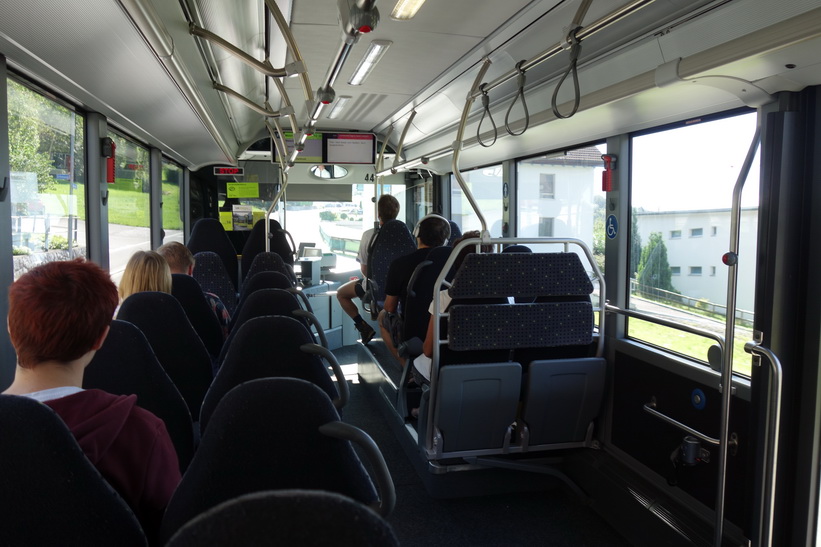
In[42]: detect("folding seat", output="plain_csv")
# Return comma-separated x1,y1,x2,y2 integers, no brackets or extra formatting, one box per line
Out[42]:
192,251,238,315
230,270,294,325
171,273,225,360
363,219,416,316
0,395,147,546
240,219,296,283
187,218,239,291
165,490,398,547
85,319,194,471
243,250,297,286
160,378,395,543
117,291,213,422
200,315,347,432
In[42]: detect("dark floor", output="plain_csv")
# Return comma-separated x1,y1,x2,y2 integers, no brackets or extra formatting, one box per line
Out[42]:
334,344,632,547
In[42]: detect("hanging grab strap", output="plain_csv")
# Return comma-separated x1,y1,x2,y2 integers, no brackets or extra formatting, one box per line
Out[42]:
551,28,582,119
477,84,498,148
505,61,530,136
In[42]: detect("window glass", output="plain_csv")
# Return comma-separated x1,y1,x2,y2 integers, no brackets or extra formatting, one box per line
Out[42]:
107,131,150,284
162,160,183,244
8,79,85,280
451,165,503,236
630,112,759,376
283,183,405,272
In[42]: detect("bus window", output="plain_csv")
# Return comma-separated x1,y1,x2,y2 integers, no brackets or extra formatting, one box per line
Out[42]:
517,143,607,269
162,160,183,244
451,165,503,236
284,184,405,272
629,112,759,376
8,79,85,280
107,131,151,284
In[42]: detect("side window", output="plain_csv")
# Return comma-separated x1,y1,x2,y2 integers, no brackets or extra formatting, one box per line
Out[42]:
629,112,759,376
107,131,150,284
8,79,85,279
162,160,183,244
451,165,503,236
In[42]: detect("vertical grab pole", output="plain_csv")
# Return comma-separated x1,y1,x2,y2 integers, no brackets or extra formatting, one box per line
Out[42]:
392,111,416,171
452,59,492,237
374,127,393,230
265,119,291,252
714,114,761,546
264,0,313,102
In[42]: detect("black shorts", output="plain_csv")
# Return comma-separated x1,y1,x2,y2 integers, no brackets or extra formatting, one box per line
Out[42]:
354,278,365,298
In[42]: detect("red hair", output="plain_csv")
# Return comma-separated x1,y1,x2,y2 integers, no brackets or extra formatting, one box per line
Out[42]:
8,259,118,367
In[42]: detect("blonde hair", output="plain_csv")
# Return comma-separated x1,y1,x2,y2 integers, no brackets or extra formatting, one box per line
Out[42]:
118,250,173,301
157,241,195,274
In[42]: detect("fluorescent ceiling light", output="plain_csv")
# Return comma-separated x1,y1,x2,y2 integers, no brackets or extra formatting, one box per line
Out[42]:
348,40,392,86
327,96,352,119
391,0,427,20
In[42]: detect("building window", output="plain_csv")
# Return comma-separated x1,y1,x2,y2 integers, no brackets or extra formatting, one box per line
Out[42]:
690,228,703,237
671,266,681,276
689,266,702,276
540,174,555,199
711,226,718,236
539,217,554,236
710,266,716,276
670,230,681,239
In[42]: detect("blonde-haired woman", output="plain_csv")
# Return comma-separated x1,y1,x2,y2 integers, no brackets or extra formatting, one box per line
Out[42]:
118,250,173,303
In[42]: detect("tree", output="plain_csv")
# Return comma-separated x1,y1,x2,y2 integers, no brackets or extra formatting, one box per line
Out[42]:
637,232,676,294
630,208,642,278
7,80,59,193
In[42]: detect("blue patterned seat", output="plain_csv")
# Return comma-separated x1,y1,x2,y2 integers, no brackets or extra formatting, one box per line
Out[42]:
364,219,416,315
243,251,296,287
188,218,240,291
193,251,238,315
241,219,295,284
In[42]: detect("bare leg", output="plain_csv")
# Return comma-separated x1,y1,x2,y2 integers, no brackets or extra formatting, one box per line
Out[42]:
336,279,360,319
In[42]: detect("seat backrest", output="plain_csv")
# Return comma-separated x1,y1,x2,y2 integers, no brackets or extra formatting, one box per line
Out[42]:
0,395,147,546
244,251,297,286
165,490,398,547
402,245,451,344
367,219,416,304
192,251,238,314
447,220,462,246
215,288,316,371
241,219,295,282
117,291,213,422
85,319,194,472
161,378,380,543
187,218,239,291
171,273,225,359
231,270,293,324
200,315,339,431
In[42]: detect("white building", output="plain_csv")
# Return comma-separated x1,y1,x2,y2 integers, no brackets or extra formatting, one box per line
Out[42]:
634,208,758,312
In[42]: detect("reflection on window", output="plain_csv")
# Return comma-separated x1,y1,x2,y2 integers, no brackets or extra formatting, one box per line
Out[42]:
163,160,183,244
517,144,606,272
630,112,759,376
108,132,150,283
8,79,85,280
451,165,503,237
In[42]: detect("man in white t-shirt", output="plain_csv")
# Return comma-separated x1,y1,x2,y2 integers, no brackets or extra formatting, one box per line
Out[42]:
335,194,400,344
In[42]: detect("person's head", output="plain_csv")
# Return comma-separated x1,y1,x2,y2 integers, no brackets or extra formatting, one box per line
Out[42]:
8,259,118,368
377,194,400,223
118,250,172,301
451,230,492,272
157,241,195,275
415,214,451,248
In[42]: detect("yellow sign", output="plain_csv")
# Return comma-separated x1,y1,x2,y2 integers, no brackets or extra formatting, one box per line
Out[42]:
226,182,259,199
219,211,233,231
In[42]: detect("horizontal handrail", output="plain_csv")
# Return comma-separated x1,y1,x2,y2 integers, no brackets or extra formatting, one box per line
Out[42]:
643,400,719,445
605,303,725,351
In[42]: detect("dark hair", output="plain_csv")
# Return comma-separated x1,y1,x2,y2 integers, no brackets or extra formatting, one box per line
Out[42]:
8,259,118,368
451,231,492,272
377,194,400,221
416,215,450,247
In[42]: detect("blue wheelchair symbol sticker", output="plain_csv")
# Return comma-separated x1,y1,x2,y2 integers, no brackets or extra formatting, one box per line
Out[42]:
606,215,618,239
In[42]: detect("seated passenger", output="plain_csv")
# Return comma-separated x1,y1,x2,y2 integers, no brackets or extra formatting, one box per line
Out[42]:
118,249,172,303
412,231,489,385
158,241,231,338
336,194,400,345
3,259,181,543
377,214,451,366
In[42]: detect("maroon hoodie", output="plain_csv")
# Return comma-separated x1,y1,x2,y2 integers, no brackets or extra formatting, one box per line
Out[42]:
45,389,181,543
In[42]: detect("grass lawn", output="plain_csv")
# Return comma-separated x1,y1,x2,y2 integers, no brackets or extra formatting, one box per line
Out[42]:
628,318,753,377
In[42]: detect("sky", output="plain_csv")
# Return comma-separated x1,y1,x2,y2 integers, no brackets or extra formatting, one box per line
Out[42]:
631,112,760,212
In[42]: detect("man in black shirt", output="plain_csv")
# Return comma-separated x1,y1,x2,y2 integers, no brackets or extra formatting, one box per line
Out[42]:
378,214,450,366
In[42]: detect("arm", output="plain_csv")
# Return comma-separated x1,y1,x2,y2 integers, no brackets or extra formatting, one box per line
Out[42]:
383,294,399,314
422,314,435,357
